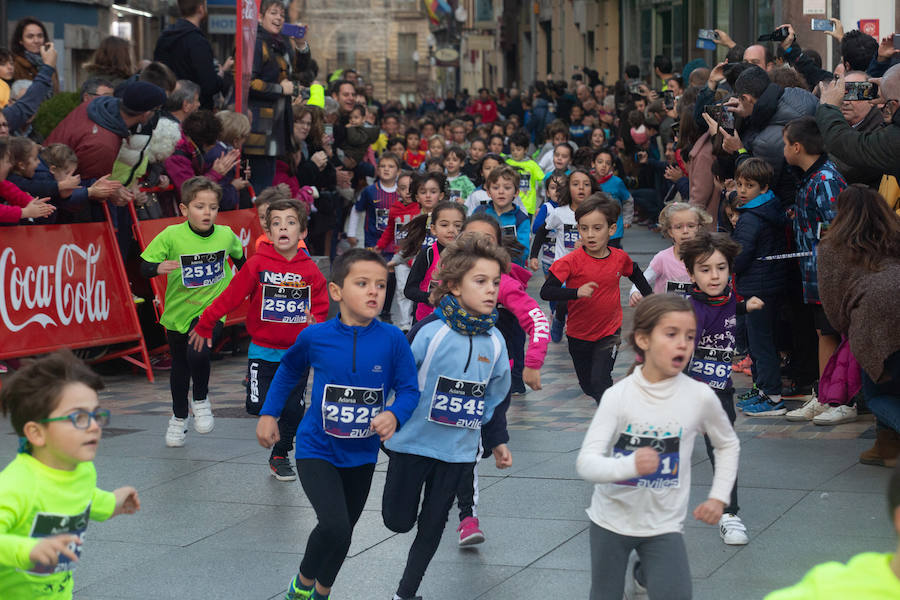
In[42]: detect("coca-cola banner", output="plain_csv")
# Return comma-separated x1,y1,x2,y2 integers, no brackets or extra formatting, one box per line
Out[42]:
134,208,265,325
0,222,147,358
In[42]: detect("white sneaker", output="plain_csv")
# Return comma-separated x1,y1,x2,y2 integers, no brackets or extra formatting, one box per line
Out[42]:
785,396,827,422
813,404,858,426
191,399,215,433
719,513,749,545
165,416,188,447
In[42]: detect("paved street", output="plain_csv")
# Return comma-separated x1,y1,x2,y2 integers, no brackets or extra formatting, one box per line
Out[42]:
1,225,891,600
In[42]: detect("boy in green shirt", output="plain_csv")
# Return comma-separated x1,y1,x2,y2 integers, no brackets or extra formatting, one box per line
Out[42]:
505,130,545,215
140,176,245,447
0,352,140,599
766,463,900,599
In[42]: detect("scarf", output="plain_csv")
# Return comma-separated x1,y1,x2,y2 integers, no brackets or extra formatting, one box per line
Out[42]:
674,149,689,177
23,50,44,67
436,294,498,336
690,284,732,306
594,171,612,185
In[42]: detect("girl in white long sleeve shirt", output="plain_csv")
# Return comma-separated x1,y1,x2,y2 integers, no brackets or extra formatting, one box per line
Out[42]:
576,294,740,600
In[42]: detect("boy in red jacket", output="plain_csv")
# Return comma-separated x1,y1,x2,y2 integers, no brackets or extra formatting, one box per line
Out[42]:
377,171,420,331
190,198,328,481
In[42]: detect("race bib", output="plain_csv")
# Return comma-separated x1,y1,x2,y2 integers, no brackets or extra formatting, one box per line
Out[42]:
375,208,390,231
261,284,309,323
395,219,409,241
542,231,556,262
428,376,486,429
501,225,517,239
666,281,692,297
518,172,531,193
613,432,681,489
423,233,437,248
27,505,91,575
689,346,733,390
321,384,384,438
563,224,580,249
180,250,226,288
448,189,463,202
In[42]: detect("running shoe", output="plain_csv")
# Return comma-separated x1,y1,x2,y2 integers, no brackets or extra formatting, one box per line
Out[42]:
165,416,188,447
719,513,749,545
813,404,858,426
743,394,787,417
734,356,753,375
285,574,313,600
510,380,527,397
550,315,564,343
457,516,485,546
736,385,761,411
269,456,297,481
785,395,827,422
191,399,215,433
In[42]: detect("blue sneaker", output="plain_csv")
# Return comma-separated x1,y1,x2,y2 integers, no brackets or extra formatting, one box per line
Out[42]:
743,394,787,417
286,575,313,600
736,386,761,411
550,315,564,343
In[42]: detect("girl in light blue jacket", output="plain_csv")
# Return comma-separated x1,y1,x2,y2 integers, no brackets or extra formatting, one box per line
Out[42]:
382,232,512,600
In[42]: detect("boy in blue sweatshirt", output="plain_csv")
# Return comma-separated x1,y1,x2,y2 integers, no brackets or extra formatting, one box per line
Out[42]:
382,233,512,600
256,249,420,600
473,164,531,266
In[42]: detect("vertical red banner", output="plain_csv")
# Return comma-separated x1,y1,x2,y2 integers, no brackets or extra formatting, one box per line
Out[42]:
235,0,259,114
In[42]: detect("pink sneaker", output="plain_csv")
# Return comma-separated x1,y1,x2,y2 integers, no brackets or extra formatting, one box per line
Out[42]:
457,516,485,546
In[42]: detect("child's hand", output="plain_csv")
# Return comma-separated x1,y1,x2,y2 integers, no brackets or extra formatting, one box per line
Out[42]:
256,415,280,448
188,330,212,353
577,282,598,298
347,237,358,247
112,486,141,516
87,175,123,200
492,443,512,469
29,534,80,569
157,260,180,275
370,411,398,441
693,498,726,525
21,197,55,219
629,291,643,307
528,257,541,272
746,297,765,312
633,447,660,476
724,178,737,194
523,367,542,390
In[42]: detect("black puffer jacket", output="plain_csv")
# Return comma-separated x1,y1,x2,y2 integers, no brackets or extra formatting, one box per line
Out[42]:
153,19,227,110
732,190,789,297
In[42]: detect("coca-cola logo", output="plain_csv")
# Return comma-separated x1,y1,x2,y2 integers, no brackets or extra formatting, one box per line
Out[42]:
0,244,111,332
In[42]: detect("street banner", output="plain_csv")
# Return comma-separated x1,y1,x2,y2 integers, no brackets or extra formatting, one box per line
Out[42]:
0,220,154,381
235,0,260,114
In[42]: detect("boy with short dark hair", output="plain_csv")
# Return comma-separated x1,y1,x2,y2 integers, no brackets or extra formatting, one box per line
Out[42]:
0,351,140,599
540,193,653,403
190,198,328,481
444,146,476,202
729,158,790,416
505,130,544,215
403,129,426,170
592,147,634,249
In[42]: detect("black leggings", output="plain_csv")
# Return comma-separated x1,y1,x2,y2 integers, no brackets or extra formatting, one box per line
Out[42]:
166,318,222,419
567,332,620,404
296,459,375,588
382,452,474,598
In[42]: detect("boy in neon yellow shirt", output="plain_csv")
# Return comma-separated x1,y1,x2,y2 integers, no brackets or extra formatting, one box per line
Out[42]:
766,463,900,599
0,352,140,599
505,130,545,215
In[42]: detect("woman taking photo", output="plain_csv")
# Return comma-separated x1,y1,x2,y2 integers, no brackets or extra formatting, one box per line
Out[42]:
244,0,311,191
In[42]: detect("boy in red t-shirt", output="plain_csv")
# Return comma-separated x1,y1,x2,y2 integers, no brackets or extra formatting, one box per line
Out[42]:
190,198,328,481
540,193,653,403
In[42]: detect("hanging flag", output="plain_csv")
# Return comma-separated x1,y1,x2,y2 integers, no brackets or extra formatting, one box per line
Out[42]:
435,0,452,13
424,0,440,25
235,0,259,115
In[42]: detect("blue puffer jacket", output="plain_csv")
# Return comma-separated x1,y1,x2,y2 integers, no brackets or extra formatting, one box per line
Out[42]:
732,190,789,297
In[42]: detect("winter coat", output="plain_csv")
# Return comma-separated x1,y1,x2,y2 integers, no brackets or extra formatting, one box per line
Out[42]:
153,19,228,110
817,338,862,406
816,103,900,182
46,97,128,181
732,190,788,297
164,133,226,201
687,132,718,217
12,52,59,94
827,106,884,188
2,63,55,135
528,96,551,142
738,84,818,204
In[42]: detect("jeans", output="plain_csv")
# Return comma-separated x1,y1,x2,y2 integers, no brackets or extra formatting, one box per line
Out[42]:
864,352,900,432
746,294,782,396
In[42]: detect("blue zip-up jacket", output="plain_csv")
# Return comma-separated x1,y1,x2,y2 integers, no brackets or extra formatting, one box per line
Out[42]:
7,159,90,224
386,318,510,463
732,190,789,298
261,316,419,468
354,181,398,247
474,203,530,267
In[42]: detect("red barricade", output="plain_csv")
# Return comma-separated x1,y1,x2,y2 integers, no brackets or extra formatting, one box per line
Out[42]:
130,206,265,326
0,219,154,382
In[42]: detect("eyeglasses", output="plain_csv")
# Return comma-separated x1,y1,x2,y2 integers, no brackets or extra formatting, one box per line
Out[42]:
38,409,111,429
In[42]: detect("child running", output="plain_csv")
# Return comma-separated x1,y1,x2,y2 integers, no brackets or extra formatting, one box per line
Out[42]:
465,153,503,215
472,165,531,266
504,130,544,215
531,172,567,278
403,200,466,322
140,176,245,446
576,294,740,600
378,171,420,332
190,197,328,481
444,146,475,202
0,352,140,599
592,147,633,249
256,249,420,600
629,202,711,304
383,233,512,600
681,231,764,546
540,193,652,403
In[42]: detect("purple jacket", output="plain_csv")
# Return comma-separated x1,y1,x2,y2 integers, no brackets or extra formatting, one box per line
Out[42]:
689,292,738,392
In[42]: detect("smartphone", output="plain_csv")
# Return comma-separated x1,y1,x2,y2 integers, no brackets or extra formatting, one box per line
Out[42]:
758,26,790,42
698,29,718,41
811,19,834,31
844,81,879,101
663,90,675,110
629,81,643,94
705,104,734,131
281,23,306,39
696,38,717,51
894,34,900,50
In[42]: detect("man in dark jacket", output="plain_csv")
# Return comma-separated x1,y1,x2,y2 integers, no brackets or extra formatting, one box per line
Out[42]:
153,0,230,110
816,64,900,183
827,71,885,188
